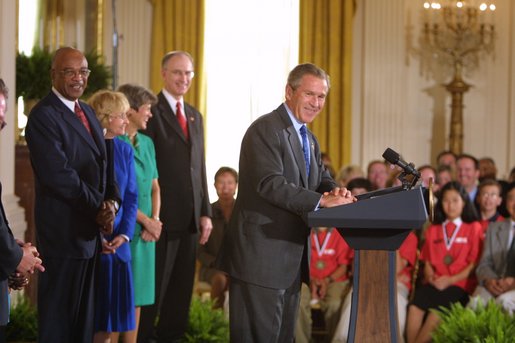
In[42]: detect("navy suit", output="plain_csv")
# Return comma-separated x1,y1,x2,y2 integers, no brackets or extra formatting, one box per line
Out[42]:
25,91,110,342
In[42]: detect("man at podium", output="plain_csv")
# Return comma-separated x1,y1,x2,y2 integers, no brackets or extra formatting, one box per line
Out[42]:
216,63,355,342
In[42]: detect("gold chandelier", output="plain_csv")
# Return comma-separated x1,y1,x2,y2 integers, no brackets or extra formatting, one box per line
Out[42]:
421,1,496,154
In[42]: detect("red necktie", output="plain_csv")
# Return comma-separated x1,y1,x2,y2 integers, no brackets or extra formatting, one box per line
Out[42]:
74,102,91,134
176,102,189,140
445,222,456,238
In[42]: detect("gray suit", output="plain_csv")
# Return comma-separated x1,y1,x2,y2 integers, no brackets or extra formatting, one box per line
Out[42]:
476,219,513,282
218,104,336,342
471,219,515,311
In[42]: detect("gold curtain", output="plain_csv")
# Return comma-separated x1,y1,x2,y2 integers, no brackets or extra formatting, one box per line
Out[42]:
34,0,64,52
300,0,354,170
148,0,206,117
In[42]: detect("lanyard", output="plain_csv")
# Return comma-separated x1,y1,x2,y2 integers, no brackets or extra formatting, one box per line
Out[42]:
314,231,332,257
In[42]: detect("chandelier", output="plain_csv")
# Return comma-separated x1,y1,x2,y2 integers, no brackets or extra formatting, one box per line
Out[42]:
420,1,496,154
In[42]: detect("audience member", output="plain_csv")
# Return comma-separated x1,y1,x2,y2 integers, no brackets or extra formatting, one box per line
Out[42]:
436,164,453,191
295,227,353,342
335,165,364,187
0,78,44,341
138,51,213,343
406,181,481,343
25,47,118,342
456,154,480,202
117,83,161,342
509,167,515,183
367,160,389,190
436,150,457,171
478,157,497,182
88,90,138,342
418,165,439,193
476,179,504,238
198,166,238,309
321,152,336,179
346,177,372,196
216,63,355,342
469,182,515,313
333,232,418,343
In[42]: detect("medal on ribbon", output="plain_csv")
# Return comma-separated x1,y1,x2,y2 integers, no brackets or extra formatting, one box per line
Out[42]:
316,260,326,270
442,221,460,266
314,229,332,271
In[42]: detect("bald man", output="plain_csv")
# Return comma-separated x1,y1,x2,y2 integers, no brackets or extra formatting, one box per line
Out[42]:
26,47,118,342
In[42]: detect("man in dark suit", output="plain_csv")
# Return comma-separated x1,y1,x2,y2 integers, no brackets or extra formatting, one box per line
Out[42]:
217,63,355,342
138,51,213,343
25,47,117,343
0,78,44,342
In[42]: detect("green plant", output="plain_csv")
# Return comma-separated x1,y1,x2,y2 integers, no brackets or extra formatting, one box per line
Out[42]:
6,295,38,342
182,296,229,343
16,47,52,100
432,300,515,343
16,48,111,101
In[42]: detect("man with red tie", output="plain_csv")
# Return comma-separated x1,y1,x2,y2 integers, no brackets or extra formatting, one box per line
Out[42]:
138,51,213,343
26,47,118,343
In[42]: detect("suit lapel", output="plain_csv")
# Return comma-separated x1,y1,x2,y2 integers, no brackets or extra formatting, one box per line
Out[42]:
58,102,101,155
282,111,308,187
496,221,511,269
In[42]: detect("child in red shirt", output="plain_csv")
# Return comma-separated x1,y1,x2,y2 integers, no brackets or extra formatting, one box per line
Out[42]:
406,181,481,343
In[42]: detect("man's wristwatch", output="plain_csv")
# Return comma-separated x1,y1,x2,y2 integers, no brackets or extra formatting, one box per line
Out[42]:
109,199,120,213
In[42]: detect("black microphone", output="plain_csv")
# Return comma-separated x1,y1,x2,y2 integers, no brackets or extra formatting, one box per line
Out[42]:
382,148,420,177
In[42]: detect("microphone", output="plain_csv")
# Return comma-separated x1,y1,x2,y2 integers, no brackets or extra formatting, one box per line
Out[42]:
382,148,420,178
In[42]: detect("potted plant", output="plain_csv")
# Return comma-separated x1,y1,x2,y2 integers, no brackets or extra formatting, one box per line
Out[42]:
16,47,111,102
183,296,229,343
432,300,515,343
6,295,38,342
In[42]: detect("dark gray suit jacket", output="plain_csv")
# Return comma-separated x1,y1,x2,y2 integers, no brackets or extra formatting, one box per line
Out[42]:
0,182,23,325
217,104,336,290
143,92,211,235
476,219,513,282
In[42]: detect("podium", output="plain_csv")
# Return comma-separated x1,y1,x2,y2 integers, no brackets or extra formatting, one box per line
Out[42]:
308,186,428,342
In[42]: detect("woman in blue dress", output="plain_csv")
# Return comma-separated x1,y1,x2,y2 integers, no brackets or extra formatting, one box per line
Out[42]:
89,90,138,342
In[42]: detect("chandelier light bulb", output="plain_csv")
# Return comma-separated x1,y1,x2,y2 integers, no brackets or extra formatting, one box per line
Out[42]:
489,4,496,11
423,2,431,9
456,1,463,8
479,3,488,11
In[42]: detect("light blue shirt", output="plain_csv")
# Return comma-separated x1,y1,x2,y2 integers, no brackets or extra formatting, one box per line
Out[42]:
284,103,310,166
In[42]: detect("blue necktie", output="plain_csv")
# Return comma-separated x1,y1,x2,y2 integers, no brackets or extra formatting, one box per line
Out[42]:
300,125,310,177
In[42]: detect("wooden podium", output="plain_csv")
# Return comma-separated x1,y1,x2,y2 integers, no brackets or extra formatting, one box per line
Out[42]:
308,186,428,343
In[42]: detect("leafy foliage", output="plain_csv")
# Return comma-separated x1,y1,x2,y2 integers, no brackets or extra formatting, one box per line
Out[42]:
6,295,38,342
432,300,515,343
16,48,52,100
182,297,229,343
16,48,111,101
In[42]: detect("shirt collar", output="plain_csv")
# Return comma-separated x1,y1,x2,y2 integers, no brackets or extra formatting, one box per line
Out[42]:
162,89,183,115
52,87,77,113
284,102,305,132
444,217,463,228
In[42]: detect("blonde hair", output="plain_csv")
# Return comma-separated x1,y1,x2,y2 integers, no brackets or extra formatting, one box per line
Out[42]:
88,90,130,128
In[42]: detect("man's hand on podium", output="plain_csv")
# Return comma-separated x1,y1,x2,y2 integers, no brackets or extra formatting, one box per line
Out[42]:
320,187,357,208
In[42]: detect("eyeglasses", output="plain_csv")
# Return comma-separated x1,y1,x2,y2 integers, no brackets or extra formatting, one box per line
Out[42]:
109,113,128,120
479,192,499,199
58,69,91,78
167,69,195,79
